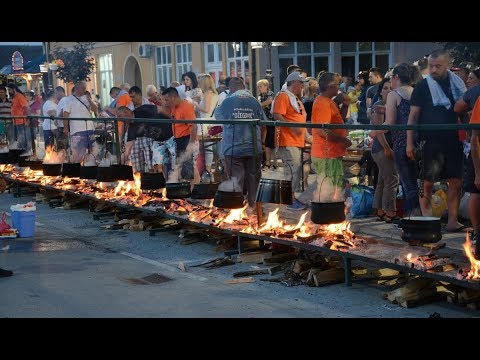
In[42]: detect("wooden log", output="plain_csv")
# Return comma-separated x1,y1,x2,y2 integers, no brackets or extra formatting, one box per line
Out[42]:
233,269,270,277
458,288,480,304
237,251,272,264
385,277,436,304
371,268,400,278
263,252,298,264
351,266,368,276
178,262,186,272
224,277,255,284
312,268,345,287
292,259,313,274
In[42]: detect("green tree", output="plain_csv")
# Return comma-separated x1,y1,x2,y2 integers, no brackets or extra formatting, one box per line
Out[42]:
438,42,480,65
50,42,96,83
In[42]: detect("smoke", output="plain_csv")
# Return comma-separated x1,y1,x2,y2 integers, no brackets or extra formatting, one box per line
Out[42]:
42,146,66,164
0,144,8,153
312,175,344,203
218,176,241,192
167,144,195,183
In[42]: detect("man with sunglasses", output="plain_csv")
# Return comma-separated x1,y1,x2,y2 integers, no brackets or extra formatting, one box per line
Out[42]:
272,72,308,205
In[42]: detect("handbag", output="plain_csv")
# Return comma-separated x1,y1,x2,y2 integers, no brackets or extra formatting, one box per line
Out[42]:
208,125,223,136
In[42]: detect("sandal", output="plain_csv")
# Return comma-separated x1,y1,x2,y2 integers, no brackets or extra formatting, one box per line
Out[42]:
374,210,386,221
384,214,402,224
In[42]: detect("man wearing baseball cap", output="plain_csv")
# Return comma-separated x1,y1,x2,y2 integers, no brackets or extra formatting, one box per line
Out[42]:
272,71,308,208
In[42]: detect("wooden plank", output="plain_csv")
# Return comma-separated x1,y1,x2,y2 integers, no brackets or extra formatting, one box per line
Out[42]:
237,251,272,264
224,277,255,284
178,261,186,272
312,268,345,287
233,269,270,278
263,252,298,264
293,259,313,274
371,268,400,278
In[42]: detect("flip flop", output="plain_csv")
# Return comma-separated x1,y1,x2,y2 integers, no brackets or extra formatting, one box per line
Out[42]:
444,224,468,233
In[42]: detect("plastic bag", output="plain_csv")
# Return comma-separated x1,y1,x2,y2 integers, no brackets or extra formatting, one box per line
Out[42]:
350,185,374,218
431,189,447,218
10,202,36,212
0,212,11,233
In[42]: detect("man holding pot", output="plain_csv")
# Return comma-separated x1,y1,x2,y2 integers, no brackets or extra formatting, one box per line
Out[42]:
294,72,351,209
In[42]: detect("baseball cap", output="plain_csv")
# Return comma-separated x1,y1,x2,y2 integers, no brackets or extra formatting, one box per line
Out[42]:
285,71,308,83
451,61,475,71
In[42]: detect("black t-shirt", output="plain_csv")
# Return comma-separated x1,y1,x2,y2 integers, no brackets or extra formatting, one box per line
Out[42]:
128,104,173,142
410,76,459,141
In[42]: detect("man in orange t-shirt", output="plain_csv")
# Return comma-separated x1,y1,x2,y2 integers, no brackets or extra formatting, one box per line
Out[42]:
272,71,307,200
296,72,351,209
163,86,197,182
467,97,480,256
6,83,32,155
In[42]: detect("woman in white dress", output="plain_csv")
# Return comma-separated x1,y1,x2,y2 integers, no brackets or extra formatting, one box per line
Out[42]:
193,73,219,176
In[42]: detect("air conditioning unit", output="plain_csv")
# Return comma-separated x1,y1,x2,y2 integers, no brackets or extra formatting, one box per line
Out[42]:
138,44,152,58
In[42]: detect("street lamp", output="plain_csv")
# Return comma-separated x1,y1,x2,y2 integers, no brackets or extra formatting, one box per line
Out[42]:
251,42,287,92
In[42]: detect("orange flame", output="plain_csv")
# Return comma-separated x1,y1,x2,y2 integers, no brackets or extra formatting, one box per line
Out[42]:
463,232,480,279
407,253,412,261
223,204,248,223
133,172,141,197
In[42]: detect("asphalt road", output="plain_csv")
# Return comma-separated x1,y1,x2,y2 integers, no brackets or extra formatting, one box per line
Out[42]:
0,190,477,318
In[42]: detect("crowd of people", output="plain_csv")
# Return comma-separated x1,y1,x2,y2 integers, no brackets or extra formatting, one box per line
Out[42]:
1,47,480,280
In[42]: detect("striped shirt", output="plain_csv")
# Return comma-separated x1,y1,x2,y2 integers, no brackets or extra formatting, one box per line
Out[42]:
0,98,11,118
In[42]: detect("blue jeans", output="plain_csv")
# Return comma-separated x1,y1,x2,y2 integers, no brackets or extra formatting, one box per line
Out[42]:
394,146,419,215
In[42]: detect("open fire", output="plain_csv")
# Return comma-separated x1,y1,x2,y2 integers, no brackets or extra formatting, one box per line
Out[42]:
462,232,480,279
1,164,357,249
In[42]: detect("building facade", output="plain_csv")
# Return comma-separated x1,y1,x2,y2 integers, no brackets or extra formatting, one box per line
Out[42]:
49,42,441,108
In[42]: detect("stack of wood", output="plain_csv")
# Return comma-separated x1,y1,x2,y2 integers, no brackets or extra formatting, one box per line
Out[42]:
101,216,179,232
383,277,445,308
266,251,345,287
442,283,480,310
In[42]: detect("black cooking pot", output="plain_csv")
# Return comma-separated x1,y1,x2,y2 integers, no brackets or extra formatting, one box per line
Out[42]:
18,156,29,167
0,152,11,164
79,166,98,179
96,166,117,182
399,216,442,243
8,149,23,164
166,182,191,199
213,190,245,209
25,160,43,171
311,201,346,224
255,178,293,205
112,164,134,181
62,162,81,177
191,182,219,199
42,163,62,176
141,172,166,190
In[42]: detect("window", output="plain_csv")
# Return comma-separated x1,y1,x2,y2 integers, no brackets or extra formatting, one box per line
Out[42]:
340,42,392,78
155,45,172,88
175,43,192,82
226,42,250,88
277,42,332,84
205,42,224,86
98,53,113,109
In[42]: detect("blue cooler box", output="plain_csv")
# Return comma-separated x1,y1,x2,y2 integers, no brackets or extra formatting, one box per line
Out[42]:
11,211,36,238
